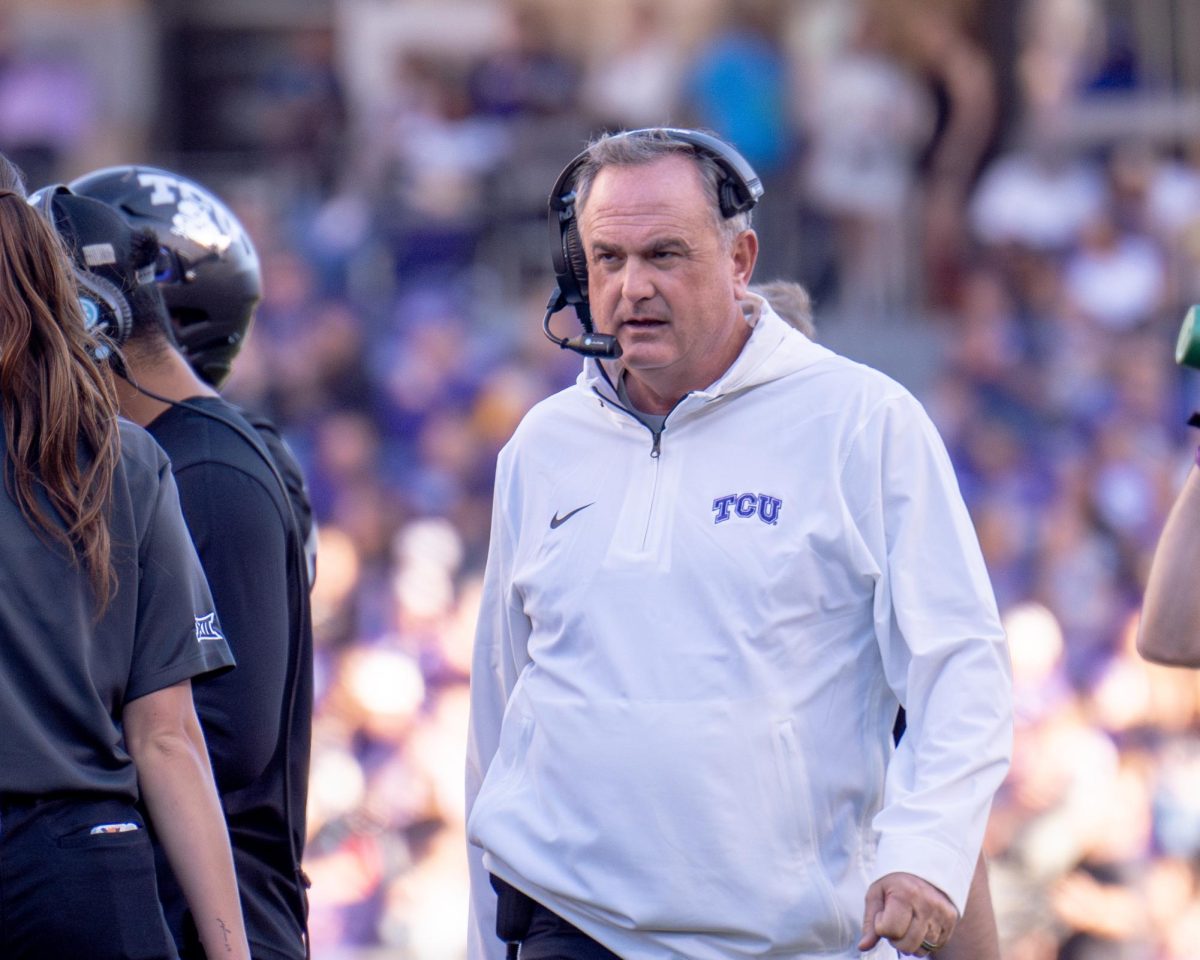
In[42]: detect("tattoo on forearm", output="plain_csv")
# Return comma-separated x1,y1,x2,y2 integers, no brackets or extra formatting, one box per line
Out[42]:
218,917,233,953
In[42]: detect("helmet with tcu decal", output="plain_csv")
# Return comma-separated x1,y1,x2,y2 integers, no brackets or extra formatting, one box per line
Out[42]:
69,165,262,387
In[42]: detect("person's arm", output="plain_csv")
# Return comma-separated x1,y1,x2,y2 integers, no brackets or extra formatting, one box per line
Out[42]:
173,461,292,791
1138,466,1200,665
125,680,249,960
466,448,533,960
854,391,1012,953
937,854,1000,960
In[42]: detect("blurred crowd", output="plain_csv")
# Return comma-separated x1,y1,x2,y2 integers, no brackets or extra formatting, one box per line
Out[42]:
7,0,1200,957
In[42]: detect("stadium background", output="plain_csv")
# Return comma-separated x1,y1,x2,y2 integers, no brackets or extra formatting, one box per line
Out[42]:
4,0,1200,956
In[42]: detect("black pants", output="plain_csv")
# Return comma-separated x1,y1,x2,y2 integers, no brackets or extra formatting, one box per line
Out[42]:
516,902,623,960
0,795,178,960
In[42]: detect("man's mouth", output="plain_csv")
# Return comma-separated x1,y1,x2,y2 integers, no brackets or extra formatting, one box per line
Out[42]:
621,318,667,329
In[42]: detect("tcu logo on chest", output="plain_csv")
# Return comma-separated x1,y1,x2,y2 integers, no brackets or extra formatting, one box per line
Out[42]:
712,493,783,525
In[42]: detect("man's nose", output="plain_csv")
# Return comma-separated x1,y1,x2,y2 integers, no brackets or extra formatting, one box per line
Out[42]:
620,258,656,303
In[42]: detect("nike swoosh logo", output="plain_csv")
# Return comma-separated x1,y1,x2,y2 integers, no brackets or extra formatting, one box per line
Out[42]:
550,503,594,529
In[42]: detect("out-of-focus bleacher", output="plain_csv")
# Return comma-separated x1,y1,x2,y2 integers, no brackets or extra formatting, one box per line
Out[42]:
7,1,1200,957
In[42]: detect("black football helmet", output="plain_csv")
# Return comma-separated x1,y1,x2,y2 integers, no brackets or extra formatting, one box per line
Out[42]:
69,165,262,387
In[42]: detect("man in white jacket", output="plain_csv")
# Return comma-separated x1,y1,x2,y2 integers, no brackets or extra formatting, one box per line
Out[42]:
466,127,1012,960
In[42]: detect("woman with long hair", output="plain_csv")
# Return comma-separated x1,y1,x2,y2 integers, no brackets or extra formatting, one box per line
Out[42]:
0,152,250,960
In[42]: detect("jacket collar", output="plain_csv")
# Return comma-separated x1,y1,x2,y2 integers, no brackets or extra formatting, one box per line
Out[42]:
579,293,829,409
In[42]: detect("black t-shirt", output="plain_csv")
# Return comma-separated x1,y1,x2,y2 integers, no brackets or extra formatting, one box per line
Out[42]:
147,397,313,960
0,419,233,799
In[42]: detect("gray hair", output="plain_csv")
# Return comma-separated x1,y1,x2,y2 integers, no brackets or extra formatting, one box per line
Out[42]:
572,130,754,246
751,280,815,338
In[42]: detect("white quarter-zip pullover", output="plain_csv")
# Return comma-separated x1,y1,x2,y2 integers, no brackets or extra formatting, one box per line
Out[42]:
467,297,1013,960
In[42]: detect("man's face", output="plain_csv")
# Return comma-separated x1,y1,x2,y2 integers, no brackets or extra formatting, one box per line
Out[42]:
577,154,757,406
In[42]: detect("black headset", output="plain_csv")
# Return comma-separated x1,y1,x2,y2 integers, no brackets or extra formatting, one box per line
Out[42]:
544,127,763,359
31,184,148,352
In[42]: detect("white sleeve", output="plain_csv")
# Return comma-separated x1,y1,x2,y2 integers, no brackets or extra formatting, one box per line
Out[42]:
466,447,533,960
853,391,1013,913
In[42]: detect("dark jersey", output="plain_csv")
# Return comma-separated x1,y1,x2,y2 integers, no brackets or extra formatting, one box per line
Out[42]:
0,419,232,798
147,397,314,960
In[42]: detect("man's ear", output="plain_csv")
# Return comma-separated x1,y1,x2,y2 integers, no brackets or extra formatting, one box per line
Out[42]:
731,229,758,299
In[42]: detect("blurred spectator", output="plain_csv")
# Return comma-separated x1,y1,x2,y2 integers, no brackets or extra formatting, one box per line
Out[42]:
366,52,510,290
1062,211,1167,331
970,121,1109,253
466,3,578,119
681,3,789,175
1017,0,1106,115
893,0,998,309
682,1,795,279
579,0,684,130
801,3,932,320
259,28,347,196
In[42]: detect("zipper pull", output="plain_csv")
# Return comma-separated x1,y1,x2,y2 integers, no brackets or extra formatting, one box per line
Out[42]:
650,429,662,459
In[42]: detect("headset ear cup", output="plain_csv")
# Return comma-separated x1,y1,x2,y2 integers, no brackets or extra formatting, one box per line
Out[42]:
564,220,588,304
720,181,740,218
560,214,593,332
73,266,133,346
549,154,593,329
75,293,114,361
77,292,104,333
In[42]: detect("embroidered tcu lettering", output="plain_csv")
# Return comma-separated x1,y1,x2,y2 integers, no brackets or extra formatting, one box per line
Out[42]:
712,493,783,525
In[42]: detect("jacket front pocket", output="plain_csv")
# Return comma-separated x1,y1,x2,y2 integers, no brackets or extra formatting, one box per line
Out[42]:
775,717,850,942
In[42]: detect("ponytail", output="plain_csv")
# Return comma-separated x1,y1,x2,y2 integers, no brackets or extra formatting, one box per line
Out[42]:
0,155,121,612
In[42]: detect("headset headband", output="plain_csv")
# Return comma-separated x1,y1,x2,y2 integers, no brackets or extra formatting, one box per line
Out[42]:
550,127,763,221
